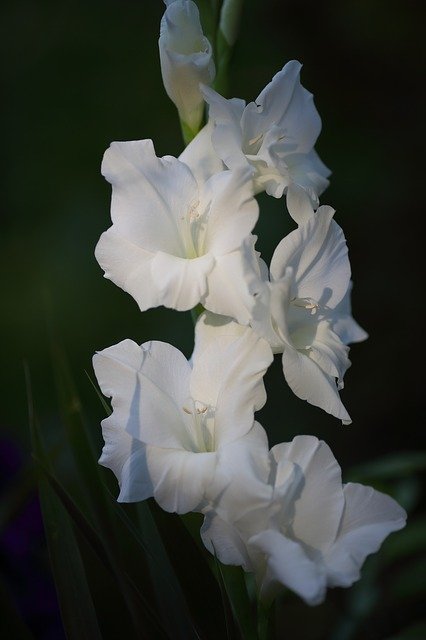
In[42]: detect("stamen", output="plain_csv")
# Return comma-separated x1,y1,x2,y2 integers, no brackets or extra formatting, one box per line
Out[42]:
292,297,320,315
188,200,200,221
248,133,263,146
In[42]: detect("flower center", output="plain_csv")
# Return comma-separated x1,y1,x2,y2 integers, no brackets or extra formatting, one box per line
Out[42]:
179,200,208,259
182,398,215,453
291,297,320,315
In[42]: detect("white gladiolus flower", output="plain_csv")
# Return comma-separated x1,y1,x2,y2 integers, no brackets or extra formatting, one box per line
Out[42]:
92,316,273,514
159,0,215,137
331,280,368,346
202,435,406,605
95,139,258,323
202,60,330,202
246,194,353,423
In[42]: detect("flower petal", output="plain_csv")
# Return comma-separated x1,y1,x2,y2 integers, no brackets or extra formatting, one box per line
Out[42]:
325,483,407,587
201,510,252,570
192,316,273,444
151,251,215,311
101,139,198,257
286,183,315,225
249,529,327,606
201,169,259,256
146,445,216,513
93,339,193,450
179,120,224,184
271,436,345,550
99,417,153,503
95,228,160,312
202,85,247,169
254,60,321,152
270,206,350,309
331,282,368,345
202,249,257,324
281,345,351,423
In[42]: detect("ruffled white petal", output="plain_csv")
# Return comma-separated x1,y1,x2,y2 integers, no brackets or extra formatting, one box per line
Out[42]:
93,339,193,450
286,183,316,225
101,139,198,257
202,169,258,256
192,316,273,444
281,344,351,423
270,206,350,309
146,446,216,513
99,417,153,503
331,282,368,345
202,85,247,170
253,60,322,153
271,436,345,550
179,120,224,184
95,229,160,312
325,483,407,587
249,529,327,606
201,249,258,324
151,251,215,311
201,511,252,570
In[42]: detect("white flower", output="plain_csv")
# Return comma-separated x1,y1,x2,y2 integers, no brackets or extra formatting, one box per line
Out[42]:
247,194,353,422
159,0,215,137
179,119,225,184
95,139,258,323
92,315,273,514
202,435,406,605
331,280,368,346
202,60,330,202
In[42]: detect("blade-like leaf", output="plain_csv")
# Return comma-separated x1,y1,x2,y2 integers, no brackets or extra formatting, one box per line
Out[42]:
219,563,258,640
213,551,240,640
348,452,426,482
150,500,229,640
38,459,170,640
85,369,112,416
383,516,426,561
25,362,103,640
108,497,201,640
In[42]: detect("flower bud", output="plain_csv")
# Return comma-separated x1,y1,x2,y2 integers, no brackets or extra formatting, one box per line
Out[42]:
159,0,215,140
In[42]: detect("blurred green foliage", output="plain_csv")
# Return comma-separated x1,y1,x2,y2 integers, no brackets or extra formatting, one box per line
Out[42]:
1,0,424,638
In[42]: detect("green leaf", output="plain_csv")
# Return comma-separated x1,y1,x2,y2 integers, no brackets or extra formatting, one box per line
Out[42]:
27,357,169,639
114,498,202,640
25,363,103,640
150,501,229,640
38,459,170,639
218,564,258,640
383,516,426,561
213,552,241,640
85,369,112,416
47,325,204,639
348,451,426,482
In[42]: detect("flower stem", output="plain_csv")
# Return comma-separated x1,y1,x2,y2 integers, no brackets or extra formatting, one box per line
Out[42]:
190,304,205,325
214,0,244,96
257,600,274,640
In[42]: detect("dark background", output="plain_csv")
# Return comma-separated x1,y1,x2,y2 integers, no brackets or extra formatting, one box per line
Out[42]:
0,0,424,638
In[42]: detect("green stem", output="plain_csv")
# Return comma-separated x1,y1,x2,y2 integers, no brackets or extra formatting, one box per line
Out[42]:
257,600,274,640
214,0,244,96
180,118,199,146
190,303,205,325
